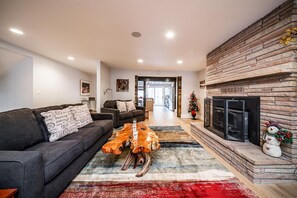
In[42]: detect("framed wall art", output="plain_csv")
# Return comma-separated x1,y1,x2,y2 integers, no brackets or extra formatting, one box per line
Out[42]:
116,79,129,92
80,80,91,95
200,80,206,88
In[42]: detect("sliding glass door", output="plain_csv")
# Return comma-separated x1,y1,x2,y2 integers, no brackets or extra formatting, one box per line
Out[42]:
154,87,163,106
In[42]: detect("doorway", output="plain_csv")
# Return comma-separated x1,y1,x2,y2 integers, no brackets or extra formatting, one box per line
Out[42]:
135,76,182,117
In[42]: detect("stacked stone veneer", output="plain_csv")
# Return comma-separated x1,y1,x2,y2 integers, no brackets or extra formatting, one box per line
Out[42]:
206,0,297,162
191,123,297,184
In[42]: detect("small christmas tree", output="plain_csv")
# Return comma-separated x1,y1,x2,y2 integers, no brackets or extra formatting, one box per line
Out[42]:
188,91,199,117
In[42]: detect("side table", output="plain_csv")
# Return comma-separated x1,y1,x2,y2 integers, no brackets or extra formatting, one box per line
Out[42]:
0,189,17,198
145,110,149,119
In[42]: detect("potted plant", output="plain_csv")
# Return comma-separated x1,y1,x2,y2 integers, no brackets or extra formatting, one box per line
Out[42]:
188,91,199,120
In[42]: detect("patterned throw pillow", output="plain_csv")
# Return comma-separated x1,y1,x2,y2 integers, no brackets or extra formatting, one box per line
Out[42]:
126,101,136,111
41,107,78,142
116,101,127,112
69,104,93,128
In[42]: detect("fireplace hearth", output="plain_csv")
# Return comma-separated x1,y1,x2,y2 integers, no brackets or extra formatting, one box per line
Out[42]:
204,96,260,146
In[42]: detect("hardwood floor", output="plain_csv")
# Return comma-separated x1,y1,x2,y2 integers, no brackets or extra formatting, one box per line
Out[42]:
143,106,297,198
143,106,194,127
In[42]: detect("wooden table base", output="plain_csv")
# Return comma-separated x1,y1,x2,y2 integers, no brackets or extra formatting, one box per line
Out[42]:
121,151,152,177
102,123,160,177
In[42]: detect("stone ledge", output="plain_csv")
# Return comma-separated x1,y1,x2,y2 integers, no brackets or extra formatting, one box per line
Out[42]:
190,122,297,184
205,63,296,86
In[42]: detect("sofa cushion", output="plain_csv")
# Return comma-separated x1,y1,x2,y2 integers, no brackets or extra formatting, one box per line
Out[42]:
126,101,136,111
33,105,64,141
116,101,127,112
41,108,78,142
85,120,113,132
103,100,117,109
131,110,144,117
119,112,133,120
69,104,93,128
26,140,83,184
0,108,44,151
60,127,106,150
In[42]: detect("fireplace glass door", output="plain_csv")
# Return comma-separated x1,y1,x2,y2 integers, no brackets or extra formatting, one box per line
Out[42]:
205,98,249,142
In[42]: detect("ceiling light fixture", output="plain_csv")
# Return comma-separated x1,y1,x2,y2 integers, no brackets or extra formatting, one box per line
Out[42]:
137,59,144,63
131,32,141,38
9,28,24,35
67,56,75,61
177,60,183,64
166,31,175,39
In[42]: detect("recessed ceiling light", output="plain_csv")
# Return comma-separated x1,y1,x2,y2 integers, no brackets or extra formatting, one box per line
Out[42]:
166,31,175,39
131,32,141,38
67,56,74,61
137,59,143,63
177,60,183,64
9,28,24,35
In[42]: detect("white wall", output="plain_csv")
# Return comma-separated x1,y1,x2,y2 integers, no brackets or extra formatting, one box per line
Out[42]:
0,57,33,112
0,40,96,108
33,57,95,107
196,68,206,120
110,68,201,118
100,62,111,107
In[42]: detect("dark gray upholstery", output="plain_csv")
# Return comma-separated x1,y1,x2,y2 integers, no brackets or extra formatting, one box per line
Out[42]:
91,113,113,120
0,108,44,150
61,103,83,108
44,128,113,198
85,120,113,133
26,140,84,184
60,126,106,150
119,111,133,120
103,100,117,109
132,110,144,117
119,118,134,127
0,151,44,198
101,100,145,128
0,104,113,198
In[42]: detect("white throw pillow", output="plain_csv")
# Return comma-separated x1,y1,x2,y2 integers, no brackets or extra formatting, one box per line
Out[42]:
69,104,93,128
41,107,78,142
117,101,127,112
126,101,136,111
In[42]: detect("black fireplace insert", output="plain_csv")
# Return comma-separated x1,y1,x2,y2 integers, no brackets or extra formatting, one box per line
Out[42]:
204,96,260,146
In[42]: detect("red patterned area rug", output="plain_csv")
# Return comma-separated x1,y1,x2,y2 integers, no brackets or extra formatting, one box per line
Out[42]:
60,126,257,198
60,179,256,198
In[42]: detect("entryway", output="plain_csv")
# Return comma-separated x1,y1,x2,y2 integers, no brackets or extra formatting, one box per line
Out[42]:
134,76,182,118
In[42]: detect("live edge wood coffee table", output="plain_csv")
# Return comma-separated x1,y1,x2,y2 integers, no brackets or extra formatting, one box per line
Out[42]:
0,189,17,198
102,123,160,177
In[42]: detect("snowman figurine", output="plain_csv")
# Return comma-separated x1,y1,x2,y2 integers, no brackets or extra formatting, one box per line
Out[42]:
262,121,282,158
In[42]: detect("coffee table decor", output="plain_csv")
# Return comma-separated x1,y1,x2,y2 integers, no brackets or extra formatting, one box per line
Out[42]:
102,121,160,177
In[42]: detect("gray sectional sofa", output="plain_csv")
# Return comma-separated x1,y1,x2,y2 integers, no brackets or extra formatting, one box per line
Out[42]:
101,100,145,128
0,104,113,198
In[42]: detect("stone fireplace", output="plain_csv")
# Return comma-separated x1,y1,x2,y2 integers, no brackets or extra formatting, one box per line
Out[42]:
191,0,297,183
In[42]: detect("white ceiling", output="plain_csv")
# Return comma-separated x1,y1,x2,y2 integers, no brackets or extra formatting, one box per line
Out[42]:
0,0,286,74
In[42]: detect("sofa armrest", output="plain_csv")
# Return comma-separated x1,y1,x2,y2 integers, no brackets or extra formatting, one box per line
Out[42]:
101,108,120,127
91,113,113,120
136,106,145,111
0,151,44,198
